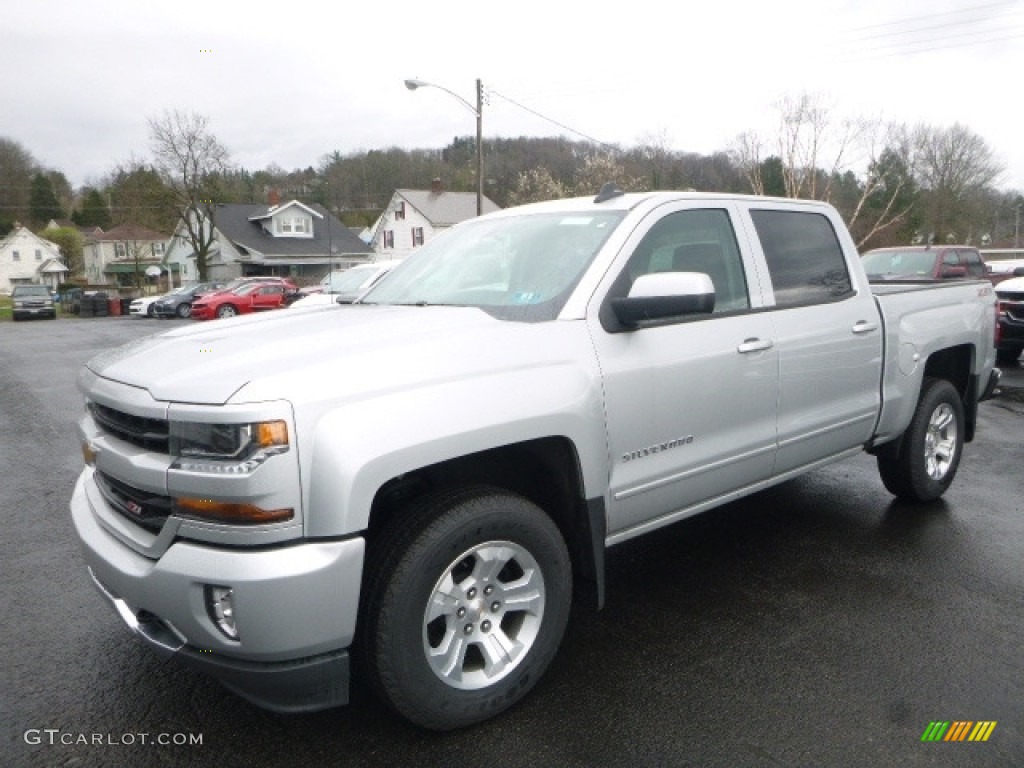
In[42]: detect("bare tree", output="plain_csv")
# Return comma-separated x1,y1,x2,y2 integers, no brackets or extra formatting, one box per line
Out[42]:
730,131,766,195
148,110,230,281
913,123,1004,243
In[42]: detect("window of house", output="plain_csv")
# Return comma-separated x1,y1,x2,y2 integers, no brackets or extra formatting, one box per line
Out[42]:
750,209,853,308
383,230,394,249
153,242,165,255
277,216,310,235
395,202,406,221
12,250,20,261
412,227,424,247
35,249,42,261
115,243,127,259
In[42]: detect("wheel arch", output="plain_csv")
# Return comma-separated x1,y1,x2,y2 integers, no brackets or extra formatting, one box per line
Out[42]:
365,438,606,610
922,344,977,443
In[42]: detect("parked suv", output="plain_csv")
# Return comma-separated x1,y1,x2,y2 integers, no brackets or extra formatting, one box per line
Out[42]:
861,245,988,281
11,284,56,321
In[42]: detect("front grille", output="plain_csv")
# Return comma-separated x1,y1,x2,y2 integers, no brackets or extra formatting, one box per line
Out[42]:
95,471,172,531
89,402,169,452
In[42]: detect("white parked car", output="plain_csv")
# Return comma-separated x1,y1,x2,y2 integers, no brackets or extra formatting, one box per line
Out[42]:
129,293,167,318
289,261,402,308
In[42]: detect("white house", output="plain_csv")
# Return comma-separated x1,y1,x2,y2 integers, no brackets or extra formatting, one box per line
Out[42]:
369,179,500,259
82,224,172,289
0,226,68,292
164,199,371,285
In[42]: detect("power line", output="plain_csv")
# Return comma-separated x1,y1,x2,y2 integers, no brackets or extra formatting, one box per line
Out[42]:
845,0,1017,33
486,87,618,151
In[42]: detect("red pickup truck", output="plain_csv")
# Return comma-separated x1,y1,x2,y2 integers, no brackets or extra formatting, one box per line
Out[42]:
861,245,988,281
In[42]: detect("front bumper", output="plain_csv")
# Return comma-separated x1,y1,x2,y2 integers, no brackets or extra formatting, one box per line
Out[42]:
71,471,365,712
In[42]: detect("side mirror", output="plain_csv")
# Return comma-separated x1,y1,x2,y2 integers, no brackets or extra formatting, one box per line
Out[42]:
939,265,967,278
611,272,715,328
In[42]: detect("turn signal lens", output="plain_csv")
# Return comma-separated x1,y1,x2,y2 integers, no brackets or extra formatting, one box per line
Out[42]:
173,497,293,524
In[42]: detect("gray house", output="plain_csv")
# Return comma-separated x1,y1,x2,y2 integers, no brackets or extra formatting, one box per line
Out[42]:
164,200,371,285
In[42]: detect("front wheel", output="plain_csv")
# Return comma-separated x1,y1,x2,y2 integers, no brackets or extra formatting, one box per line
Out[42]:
216,304,237,319
360,488,572,730
877,377,964,502
176,303,191,319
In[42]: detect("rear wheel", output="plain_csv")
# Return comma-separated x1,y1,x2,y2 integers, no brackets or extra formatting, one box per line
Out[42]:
216,304,237,319
877,377,963,502
359,487,572,730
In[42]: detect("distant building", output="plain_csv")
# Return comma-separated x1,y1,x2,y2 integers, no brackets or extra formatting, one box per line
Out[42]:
0,225,68,292
369,179,499,259
164,199,371,285
82,224,172,288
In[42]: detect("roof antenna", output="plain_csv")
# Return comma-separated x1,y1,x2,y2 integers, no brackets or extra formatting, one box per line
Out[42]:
594,182,625,203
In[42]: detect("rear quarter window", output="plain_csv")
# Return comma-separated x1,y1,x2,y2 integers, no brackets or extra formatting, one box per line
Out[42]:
750,209,853,308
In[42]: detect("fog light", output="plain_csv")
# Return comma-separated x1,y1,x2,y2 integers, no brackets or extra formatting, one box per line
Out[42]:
205,586,238,640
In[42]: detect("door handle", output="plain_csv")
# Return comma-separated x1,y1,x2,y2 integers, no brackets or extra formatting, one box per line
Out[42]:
852,321,879,334
737,338,773,354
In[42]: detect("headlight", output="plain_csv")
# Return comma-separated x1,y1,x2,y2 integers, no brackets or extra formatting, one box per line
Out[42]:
169,420,289,472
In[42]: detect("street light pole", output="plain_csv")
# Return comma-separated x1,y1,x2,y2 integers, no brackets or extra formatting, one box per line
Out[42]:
404,77,484,216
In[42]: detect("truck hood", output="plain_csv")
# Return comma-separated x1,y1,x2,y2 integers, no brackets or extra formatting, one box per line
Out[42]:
84,304,580,405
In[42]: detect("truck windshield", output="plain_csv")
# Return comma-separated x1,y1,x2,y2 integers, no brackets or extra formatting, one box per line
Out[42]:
861,250,937,277
13,285,51,297
361,211,625,321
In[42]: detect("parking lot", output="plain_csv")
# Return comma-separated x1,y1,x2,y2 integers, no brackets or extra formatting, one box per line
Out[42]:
2,315,1022,767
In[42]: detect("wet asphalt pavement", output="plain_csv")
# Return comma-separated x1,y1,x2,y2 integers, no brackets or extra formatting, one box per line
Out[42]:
2,316,1022,768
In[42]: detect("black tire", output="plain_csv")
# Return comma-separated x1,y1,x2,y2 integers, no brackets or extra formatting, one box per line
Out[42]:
359,487,572,730
216,304,237,319
177,303,191,319
996,346,1021,366
877,377,964,502
147,304,155,317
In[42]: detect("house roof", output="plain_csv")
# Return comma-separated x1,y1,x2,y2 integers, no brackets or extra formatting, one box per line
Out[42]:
92,224,169,242
397,189,500,226
214,203,370,257
247,200,323,222
39,257,69,274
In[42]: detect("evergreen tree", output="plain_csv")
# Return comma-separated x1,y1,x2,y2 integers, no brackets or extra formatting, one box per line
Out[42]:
29,172,64,227
73,187,112,229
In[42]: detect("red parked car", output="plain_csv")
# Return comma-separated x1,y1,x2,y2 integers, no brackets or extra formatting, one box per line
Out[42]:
190,280,294,320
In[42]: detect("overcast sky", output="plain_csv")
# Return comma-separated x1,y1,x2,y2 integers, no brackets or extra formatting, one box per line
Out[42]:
3,0,1022,192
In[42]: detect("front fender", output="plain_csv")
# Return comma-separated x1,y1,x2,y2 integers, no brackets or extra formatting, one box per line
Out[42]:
303,364,608,538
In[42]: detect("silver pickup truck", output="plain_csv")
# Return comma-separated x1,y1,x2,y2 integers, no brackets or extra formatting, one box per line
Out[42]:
71,190,999,729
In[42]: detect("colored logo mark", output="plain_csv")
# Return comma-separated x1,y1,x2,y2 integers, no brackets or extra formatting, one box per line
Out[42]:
921,721,997,742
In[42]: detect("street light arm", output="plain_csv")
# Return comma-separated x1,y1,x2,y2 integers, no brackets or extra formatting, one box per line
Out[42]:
404,78,479,116
405,77,484,217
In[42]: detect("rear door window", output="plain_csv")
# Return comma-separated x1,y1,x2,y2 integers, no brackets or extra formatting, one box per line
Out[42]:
749,209,853,308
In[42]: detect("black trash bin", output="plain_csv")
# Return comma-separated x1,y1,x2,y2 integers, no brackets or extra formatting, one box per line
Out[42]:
79,293,95,318
93,292,109,317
